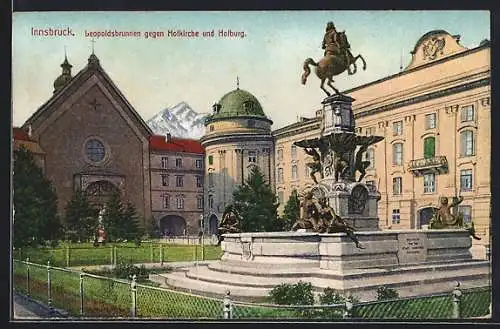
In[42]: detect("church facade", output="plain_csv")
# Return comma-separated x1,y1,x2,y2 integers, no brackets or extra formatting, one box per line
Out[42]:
15,53,206,235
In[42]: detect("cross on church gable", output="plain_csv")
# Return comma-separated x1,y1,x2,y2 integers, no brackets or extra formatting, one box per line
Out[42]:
88,98,102,111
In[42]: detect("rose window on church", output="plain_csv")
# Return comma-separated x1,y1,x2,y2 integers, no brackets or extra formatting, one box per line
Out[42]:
85,139,105,162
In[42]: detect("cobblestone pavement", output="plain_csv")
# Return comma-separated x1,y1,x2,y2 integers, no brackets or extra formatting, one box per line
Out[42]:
12,293,61,320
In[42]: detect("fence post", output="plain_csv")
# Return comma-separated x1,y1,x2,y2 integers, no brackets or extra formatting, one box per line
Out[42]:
130,274,137,318
79,271,85,317
47,260,52,309
452,283,462,319
223,290,232,319
343,300,353,319
110,246,114,265
66,244,70,267
26,257,30,296
160,244,164,266
114,246,117,267
150,243,154,263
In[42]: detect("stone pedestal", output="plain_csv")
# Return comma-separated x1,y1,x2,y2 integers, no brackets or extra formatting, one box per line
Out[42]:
155,230,490,302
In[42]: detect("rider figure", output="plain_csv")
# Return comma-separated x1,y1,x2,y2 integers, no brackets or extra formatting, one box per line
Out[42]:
322,22,341,56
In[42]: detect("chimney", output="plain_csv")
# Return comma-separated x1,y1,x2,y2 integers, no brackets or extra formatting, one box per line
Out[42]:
166,133,172,142
27,125,32,138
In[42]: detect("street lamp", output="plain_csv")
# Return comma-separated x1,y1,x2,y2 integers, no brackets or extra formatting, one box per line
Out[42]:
200,214,205,261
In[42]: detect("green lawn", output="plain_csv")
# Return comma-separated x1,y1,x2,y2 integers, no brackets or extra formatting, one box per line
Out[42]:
13,243,223,268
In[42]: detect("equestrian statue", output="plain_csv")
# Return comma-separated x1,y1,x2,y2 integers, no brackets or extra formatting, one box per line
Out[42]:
301,22,367,96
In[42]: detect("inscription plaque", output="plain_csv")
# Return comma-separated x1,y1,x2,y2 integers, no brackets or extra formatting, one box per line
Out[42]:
241,242,252,260
397,233,427,264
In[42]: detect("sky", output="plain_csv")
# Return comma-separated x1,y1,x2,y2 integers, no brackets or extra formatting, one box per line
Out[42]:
12,11,490,129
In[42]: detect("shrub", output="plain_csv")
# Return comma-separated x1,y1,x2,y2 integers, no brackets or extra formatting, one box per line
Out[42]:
376,286,399,301
269,281,315,305
112,262,149,279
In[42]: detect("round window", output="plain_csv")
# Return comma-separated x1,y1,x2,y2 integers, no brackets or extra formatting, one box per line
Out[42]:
85,139,106,162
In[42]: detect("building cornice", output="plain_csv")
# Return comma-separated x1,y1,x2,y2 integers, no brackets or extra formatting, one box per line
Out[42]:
201,133,274,147
342,43,490,95
354,78,490,120
273,121,321,140
204,115,273,125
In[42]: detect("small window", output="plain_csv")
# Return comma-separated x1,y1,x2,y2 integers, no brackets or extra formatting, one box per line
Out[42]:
195,159,203,169
366,127,375,136
176,176,184,187
460,105,474,122
291,145,297,160
208,172,214,187
424,173,436,193
196,175,203,188
197,196,203,209
163,195,170,208
208,195,214,209
277,168,284,183
425,113,436,130
393,143,403,166
458,205,472,224
392,121,403,136
291,165,298,180
392,209,400,224
210,125,215,132
460,169,473,192
161,174,169,187
248,151,257,163
393,177,402,195
423,137,436,159
460,131,474,157
277,149,283,162
208,155,213,165
175,158,183,168
161,157,168,168
176,197,184,209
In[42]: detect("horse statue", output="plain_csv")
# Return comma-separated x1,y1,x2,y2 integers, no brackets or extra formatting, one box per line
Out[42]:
301,31,367,96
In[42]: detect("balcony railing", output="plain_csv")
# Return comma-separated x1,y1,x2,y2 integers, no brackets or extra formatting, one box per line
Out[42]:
407,156,448,176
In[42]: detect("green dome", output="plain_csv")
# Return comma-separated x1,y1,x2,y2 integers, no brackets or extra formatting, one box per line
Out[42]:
212,89,267,119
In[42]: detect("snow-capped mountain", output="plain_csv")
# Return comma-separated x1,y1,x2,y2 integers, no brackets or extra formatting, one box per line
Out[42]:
147,102,208,139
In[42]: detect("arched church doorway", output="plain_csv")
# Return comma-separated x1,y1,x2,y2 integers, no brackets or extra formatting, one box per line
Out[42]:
208,214,219,235
85,180,119,206
418,207,438,228
159,215,186,236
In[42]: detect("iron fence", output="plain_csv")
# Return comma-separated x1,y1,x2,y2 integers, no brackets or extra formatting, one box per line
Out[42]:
13,259,491,320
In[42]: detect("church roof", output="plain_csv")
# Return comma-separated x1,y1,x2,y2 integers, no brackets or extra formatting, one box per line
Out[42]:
23,53,153,137
149,135,205,154
209,88,268,120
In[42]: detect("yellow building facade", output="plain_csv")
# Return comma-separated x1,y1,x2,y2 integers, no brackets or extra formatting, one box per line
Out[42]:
274,30,491,243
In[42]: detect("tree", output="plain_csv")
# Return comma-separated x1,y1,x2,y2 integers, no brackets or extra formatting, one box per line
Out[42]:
121,201,142,242
64,189,99,242
279,189,300,231
102,189,124,242
101,190,143,242
232,166,279,232
147,216,160,238
13,146,61,247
